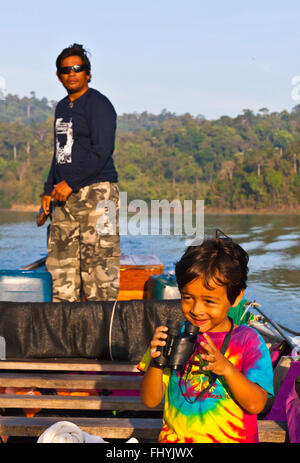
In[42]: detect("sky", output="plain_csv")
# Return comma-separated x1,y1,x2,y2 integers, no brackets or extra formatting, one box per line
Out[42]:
0,0,299,119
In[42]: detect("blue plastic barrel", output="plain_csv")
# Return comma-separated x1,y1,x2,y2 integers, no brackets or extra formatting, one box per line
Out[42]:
0,270,52,302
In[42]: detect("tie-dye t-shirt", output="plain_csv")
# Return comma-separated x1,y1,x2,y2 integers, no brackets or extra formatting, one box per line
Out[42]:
138,324,273,443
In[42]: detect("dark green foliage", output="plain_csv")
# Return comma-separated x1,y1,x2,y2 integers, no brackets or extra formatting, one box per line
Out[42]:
0,94,300,209
0,92,55,125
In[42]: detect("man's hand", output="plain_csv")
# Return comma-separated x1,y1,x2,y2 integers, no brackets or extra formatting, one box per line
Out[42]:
51,181,73,202
41,195,52,215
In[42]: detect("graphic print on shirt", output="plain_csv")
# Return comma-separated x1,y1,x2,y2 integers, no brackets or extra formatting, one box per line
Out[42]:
55,118,74,164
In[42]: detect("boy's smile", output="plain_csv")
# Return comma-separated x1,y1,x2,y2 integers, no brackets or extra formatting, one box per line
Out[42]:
181,275,244,332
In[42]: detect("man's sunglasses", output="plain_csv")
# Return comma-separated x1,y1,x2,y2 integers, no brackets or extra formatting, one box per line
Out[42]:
59,65,89,75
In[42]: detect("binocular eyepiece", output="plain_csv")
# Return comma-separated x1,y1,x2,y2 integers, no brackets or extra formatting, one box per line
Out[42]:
152,319,199,371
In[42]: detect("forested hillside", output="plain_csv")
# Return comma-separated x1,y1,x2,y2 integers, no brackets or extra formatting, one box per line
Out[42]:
0,93,300,210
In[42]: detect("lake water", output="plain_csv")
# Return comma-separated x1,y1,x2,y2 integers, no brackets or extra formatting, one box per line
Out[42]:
0,210,299,333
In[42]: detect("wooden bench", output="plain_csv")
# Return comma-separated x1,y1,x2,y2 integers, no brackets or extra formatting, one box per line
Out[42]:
0,359,288,443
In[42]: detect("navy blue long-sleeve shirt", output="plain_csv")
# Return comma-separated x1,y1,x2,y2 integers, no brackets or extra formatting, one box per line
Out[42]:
43,88,118,195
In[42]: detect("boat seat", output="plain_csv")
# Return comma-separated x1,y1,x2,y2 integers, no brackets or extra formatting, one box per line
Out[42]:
0,359,288,443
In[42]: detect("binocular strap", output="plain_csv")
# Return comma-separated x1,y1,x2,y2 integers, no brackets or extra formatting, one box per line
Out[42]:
179,317,234,403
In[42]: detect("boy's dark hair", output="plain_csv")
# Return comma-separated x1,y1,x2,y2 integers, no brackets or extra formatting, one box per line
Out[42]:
175,238,249,305
56,43,91,82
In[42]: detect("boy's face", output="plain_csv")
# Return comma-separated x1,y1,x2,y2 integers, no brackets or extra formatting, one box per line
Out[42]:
181,275,244,332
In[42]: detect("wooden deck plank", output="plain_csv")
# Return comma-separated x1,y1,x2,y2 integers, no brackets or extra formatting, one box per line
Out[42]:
0,416,162,439
0,416,288,442
0,394,163,411
0,360,139,372
0,373,142,390
257,420,288,443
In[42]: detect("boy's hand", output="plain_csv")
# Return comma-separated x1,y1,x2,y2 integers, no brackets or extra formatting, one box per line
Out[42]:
141,326,168,408
150,326,168,359
200,332,268,414
200,333,232,377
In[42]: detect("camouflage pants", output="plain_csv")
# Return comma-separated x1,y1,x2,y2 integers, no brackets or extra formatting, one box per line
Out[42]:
46,182,120,302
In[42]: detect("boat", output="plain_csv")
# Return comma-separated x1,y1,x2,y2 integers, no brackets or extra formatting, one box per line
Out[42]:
0,254,299,443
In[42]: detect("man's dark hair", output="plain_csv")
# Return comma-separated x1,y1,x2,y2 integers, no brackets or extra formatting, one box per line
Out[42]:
175,238,249,305
56,43,92,82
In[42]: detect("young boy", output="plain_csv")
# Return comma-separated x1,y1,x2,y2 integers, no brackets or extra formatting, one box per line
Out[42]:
139,237,273,443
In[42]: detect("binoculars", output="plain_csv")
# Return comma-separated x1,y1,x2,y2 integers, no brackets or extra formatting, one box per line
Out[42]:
152,319,199,371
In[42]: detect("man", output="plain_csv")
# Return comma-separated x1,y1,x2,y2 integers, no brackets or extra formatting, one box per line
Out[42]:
42,43,120,302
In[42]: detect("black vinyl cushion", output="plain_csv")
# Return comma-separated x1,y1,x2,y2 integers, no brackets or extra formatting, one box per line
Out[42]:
0,300,184,361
